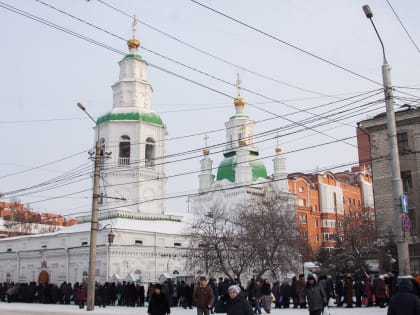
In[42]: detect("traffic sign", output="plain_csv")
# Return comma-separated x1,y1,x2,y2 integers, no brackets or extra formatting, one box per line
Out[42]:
401,214,410,232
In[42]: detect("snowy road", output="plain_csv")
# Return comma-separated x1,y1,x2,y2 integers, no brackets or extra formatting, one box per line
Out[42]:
0,303,387,315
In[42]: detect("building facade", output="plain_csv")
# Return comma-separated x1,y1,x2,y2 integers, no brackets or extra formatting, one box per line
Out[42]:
0,33,189,285
358,107,420,271
288,167,374,253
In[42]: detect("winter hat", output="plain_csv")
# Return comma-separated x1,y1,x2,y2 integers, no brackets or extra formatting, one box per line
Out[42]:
228,285,241,294
307,274,315,281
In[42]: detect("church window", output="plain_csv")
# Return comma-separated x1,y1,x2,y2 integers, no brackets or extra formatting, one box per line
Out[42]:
135,240,143,246
145,137,155,167
173,270,179,275
119,135,131,165
81,241,88,246
6,248,12,252
174,242,181,247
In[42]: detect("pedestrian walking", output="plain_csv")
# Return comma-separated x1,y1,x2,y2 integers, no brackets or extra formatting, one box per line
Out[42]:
215,285,253,315
300,274,327,315
387,277,420,315
193,276,215,315
260,279,272,314
147,283,170,315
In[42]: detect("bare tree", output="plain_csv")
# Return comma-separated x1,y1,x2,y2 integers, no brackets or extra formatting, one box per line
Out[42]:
188,203,254,280
316,209,377,276
240,192,299,279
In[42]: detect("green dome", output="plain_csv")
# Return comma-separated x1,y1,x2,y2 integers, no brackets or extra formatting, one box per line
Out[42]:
97,112,163,126
216,152,268,182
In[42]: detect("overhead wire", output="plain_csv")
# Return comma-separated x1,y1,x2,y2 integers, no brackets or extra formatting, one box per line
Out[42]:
94,0,337,98
189,0,381,86
385,0,420,54
0,1,388,213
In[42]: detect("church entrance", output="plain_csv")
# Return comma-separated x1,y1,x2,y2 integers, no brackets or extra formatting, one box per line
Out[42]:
38,270,49,284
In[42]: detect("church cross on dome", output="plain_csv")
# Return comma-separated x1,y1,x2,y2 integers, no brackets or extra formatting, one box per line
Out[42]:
235,73,242,97
203,134,210,155
131,14,137,38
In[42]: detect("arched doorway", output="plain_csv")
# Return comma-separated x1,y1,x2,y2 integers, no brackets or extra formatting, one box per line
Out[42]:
38,270,49,284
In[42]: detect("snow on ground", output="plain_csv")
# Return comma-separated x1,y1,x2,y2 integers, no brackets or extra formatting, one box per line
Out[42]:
0,303,388,315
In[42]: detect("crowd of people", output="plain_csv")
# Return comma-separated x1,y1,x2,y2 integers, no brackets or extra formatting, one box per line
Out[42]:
1,272,420,315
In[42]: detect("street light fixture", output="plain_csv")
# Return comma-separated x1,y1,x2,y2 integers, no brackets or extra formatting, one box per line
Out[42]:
362,5,410,276
77,102,101,311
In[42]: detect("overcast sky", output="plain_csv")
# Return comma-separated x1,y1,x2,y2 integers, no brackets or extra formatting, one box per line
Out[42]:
1,0,419,218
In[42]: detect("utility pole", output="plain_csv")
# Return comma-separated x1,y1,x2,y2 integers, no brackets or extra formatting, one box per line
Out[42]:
77,102,101,310
363,5,410,275
86,139,101,311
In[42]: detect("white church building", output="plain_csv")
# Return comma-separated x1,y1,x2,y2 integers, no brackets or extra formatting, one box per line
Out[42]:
192,78,295,214
0,33,191,285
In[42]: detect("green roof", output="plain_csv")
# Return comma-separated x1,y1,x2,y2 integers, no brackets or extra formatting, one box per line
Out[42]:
229,114,250,120
97,112,163,126
123,53,142,60
216,153,268,182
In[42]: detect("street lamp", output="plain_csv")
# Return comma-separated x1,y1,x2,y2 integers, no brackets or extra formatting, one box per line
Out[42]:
77,102,102,310
362,5,410,276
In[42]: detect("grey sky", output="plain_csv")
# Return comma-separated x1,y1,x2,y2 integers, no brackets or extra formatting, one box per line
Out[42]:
1,0,419,217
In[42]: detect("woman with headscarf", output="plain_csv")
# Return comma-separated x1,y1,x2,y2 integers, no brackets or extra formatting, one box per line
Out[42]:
260,279,272,313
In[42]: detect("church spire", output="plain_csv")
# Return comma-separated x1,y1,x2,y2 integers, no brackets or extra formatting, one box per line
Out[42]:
234,73,245,114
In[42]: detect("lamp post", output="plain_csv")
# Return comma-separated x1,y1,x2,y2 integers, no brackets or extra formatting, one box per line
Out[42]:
362,5,410,275
77,102,102,310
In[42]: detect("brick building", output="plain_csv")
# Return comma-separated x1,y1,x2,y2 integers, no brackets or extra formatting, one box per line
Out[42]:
288,167,374,254
358,107,420,272
0,201,77,238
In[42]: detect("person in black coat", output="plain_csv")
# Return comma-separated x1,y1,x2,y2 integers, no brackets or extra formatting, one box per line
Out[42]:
387,277,420,315
215,285,253,315
148,284,170,315
300,275,327,315
279,279,292,308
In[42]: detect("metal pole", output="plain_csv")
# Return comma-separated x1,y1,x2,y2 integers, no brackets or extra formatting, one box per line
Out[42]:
382,63,411,275
86,138,101,311
362,5,410,275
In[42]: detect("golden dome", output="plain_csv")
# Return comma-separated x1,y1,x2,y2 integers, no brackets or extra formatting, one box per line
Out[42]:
127,37,140,49
275,147,282,153
234,97,245,106
203,148,210,156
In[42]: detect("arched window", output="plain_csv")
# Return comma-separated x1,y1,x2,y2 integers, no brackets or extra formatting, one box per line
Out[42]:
145,137,155,167
119,135,130,165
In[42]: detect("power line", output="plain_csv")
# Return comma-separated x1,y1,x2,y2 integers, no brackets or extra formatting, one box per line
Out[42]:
189,0,381,86
385,0,420,54
94,0,336,98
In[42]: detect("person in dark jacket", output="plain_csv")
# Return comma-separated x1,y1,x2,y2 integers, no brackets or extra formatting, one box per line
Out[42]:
260,279,272,313
343,276,353,308
300,275,327,315
279,279,292,308
215,285,253,315
387,277,420,315
193,276,215,315
148,284,170,315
